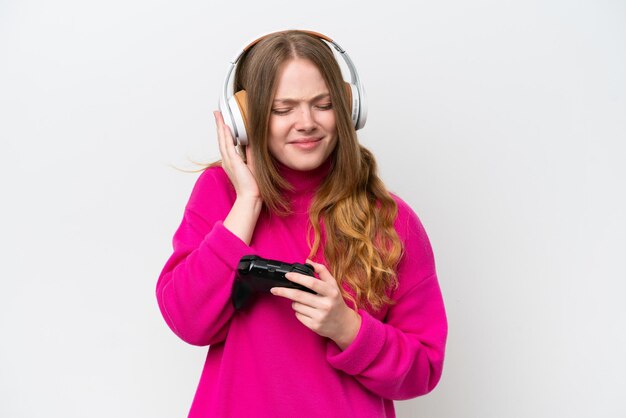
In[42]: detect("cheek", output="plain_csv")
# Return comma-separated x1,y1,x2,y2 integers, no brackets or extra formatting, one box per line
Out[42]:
324,112,337,134
268,117,290,141
328,135,338,154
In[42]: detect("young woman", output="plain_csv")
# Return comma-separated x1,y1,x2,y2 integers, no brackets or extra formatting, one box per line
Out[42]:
156,30,447,418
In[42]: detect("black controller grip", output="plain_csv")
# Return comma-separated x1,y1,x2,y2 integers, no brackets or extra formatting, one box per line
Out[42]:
232,255,317,310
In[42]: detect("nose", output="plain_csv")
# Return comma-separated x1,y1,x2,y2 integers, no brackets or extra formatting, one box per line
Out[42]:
294,105,316,132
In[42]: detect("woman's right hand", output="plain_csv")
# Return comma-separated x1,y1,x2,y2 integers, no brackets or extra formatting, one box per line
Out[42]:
214,111,261,201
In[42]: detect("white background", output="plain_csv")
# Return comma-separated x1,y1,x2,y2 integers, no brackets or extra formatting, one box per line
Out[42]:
1,0,625,417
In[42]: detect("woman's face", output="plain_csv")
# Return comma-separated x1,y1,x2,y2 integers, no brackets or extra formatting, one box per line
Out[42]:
267,58,337,171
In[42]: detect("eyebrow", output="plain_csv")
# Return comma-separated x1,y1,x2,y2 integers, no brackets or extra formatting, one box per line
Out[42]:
272,93,331,105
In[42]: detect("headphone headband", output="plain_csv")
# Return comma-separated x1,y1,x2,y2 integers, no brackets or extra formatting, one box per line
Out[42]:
218,30,367,145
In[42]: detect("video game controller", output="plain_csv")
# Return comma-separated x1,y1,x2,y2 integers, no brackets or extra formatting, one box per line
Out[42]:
232,255,317,310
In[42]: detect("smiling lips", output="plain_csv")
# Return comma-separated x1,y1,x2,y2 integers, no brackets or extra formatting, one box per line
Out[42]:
289,137,322,144
289,137,322,150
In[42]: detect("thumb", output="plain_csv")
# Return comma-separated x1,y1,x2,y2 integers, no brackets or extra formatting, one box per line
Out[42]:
306,259,334,282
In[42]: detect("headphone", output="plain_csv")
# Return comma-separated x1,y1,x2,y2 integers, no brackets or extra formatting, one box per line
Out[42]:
218,30,367,146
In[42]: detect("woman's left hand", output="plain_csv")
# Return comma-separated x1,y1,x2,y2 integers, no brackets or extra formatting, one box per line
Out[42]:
270,259,362,350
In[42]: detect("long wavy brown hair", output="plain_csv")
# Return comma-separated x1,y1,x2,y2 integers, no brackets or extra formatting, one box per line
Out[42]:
216,31,403,312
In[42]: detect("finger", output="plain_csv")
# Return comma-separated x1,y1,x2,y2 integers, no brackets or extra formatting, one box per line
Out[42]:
290,301,316,319
285,272,323,294
294,311,314,328
214,111,229,164
305,259,335,283
215,111,237,148
216,113,243,174
217,114,241,163
270,287,320,308
224,125,240,161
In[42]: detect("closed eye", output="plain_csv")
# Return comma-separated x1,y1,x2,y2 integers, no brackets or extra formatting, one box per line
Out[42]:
316,102,333,110
271,108,292,115
270,101,332,116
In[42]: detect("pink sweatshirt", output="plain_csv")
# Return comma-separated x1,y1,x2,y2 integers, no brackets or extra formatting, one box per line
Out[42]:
156,159,447,418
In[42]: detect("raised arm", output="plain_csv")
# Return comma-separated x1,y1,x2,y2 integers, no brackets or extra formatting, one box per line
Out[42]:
155,111,263,346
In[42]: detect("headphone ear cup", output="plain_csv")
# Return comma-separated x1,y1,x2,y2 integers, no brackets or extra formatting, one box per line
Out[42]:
344,82,361,129
227,90,250,146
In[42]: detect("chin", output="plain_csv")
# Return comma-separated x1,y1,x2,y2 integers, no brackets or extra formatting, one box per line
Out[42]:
283,155,326,171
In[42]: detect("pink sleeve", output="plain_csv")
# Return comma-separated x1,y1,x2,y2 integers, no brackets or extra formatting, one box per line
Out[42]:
155,169,257,346
325,202,448,400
